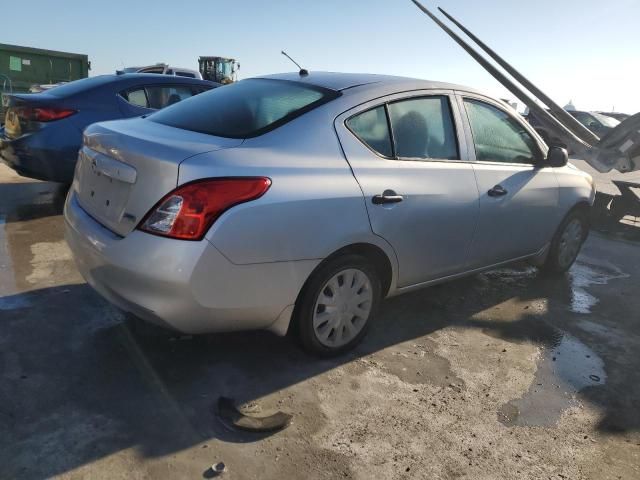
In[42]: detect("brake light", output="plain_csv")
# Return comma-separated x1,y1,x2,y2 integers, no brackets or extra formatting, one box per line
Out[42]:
15,106,76,122
139,177,271,240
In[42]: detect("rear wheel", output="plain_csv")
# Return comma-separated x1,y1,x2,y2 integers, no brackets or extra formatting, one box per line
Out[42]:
542,209,589,274
294,255,381,356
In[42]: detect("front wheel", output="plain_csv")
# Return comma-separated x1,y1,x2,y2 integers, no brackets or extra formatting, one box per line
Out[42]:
293,254,381,356
542,210,589,274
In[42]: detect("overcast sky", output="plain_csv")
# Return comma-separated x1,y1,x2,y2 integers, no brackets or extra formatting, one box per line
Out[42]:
4,0,639,113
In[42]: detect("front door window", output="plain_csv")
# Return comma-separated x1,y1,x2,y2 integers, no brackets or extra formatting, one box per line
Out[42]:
464,99,540,164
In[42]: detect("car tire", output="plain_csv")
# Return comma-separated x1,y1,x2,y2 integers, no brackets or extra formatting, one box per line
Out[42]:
293,254,382,357
542,209,589,274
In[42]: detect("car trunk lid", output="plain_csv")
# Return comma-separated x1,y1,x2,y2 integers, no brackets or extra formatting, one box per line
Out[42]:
73,118,242,237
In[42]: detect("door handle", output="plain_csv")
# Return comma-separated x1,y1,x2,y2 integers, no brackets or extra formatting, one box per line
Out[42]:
488,185,508,197
372,190,404,205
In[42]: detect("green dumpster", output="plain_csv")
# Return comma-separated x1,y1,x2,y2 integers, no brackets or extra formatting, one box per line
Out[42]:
1,43,90,122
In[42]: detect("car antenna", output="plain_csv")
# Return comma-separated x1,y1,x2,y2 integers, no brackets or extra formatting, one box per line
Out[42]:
281,51,309,76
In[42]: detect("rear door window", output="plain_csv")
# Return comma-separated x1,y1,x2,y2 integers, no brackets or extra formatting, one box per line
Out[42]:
464,99,540,164
346,106,393,157
123,88,149,108
145,86,194,109
149,78,339,138
388,96,459,160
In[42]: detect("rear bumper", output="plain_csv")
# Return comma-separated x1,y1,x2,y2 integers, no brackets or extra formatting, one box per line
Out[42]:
64,191,319,335
0,131,79,183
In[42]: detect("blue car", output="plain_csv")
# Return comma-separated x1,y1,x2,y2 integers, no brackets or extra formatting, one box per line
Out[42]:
0,74,217,183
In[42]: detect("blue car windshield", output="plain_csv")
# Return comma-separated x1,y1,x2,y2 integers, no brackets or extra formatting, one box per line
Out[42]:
149,78,339,138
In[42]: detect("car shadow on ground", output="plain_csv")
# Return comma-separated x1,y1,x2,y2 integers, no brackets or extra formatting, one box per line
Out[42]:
1,254,638,479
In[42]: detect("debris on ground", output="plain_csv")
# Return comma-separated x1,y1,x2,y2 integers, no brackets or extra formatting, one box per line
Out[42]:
216,396,292,433
203,462,226,478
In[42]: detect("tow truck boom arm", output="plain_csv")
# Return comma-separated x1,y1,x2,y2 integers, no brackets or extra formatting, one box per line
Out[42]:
410,0,640,174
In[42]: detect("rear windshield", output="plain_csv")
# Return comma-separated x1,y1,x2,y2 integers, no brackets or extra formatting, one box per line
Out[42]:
46,75,117,97
149,78,339,138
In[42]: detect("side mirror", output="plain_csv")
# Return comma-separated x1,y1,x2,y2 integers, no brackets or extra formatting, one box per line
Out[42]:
547,146,568,167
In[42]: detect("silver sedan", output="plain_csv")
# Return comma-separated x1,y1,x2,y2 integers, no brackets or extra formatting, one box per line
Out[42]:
64,72,594,355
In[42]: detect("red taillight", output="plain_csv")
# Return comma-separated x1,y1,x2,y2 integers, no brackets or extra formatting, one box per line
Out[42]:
16,106,76,122
139,177,272,240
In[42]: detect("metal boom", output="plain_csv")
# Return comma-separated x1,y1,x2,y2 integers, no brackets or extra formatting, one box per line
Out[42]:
409,0,640,174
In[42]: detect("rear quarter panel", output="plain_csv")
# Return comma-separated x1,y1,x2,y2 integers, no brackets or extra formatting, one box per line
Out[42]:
178,104,398,275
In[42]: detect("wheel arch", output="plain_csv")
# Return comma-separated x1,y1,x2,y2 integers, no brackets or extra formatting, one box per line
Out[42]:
285,241,395,340
530,200,591,268
551,200,591,242
319,243,394,297
566,200,592,226
538,200,591,273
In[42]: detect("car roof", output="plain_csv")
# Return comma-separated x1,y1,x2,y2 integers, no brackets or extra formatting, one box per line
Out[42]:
256,71,482,95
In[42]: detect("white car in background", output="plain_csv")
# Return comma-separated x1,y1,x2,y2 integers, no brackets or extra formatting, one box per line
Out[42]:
117,63,202,79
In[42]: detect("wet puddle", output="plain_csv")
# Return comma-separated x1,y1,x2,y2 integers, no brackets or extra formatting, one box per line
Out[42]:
568,259,628,314
576,319,626,345
498,330,606,427
474,258,624,427
483,257,627,316
0,215,30,311
482,265,538,281
0,215,33,311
